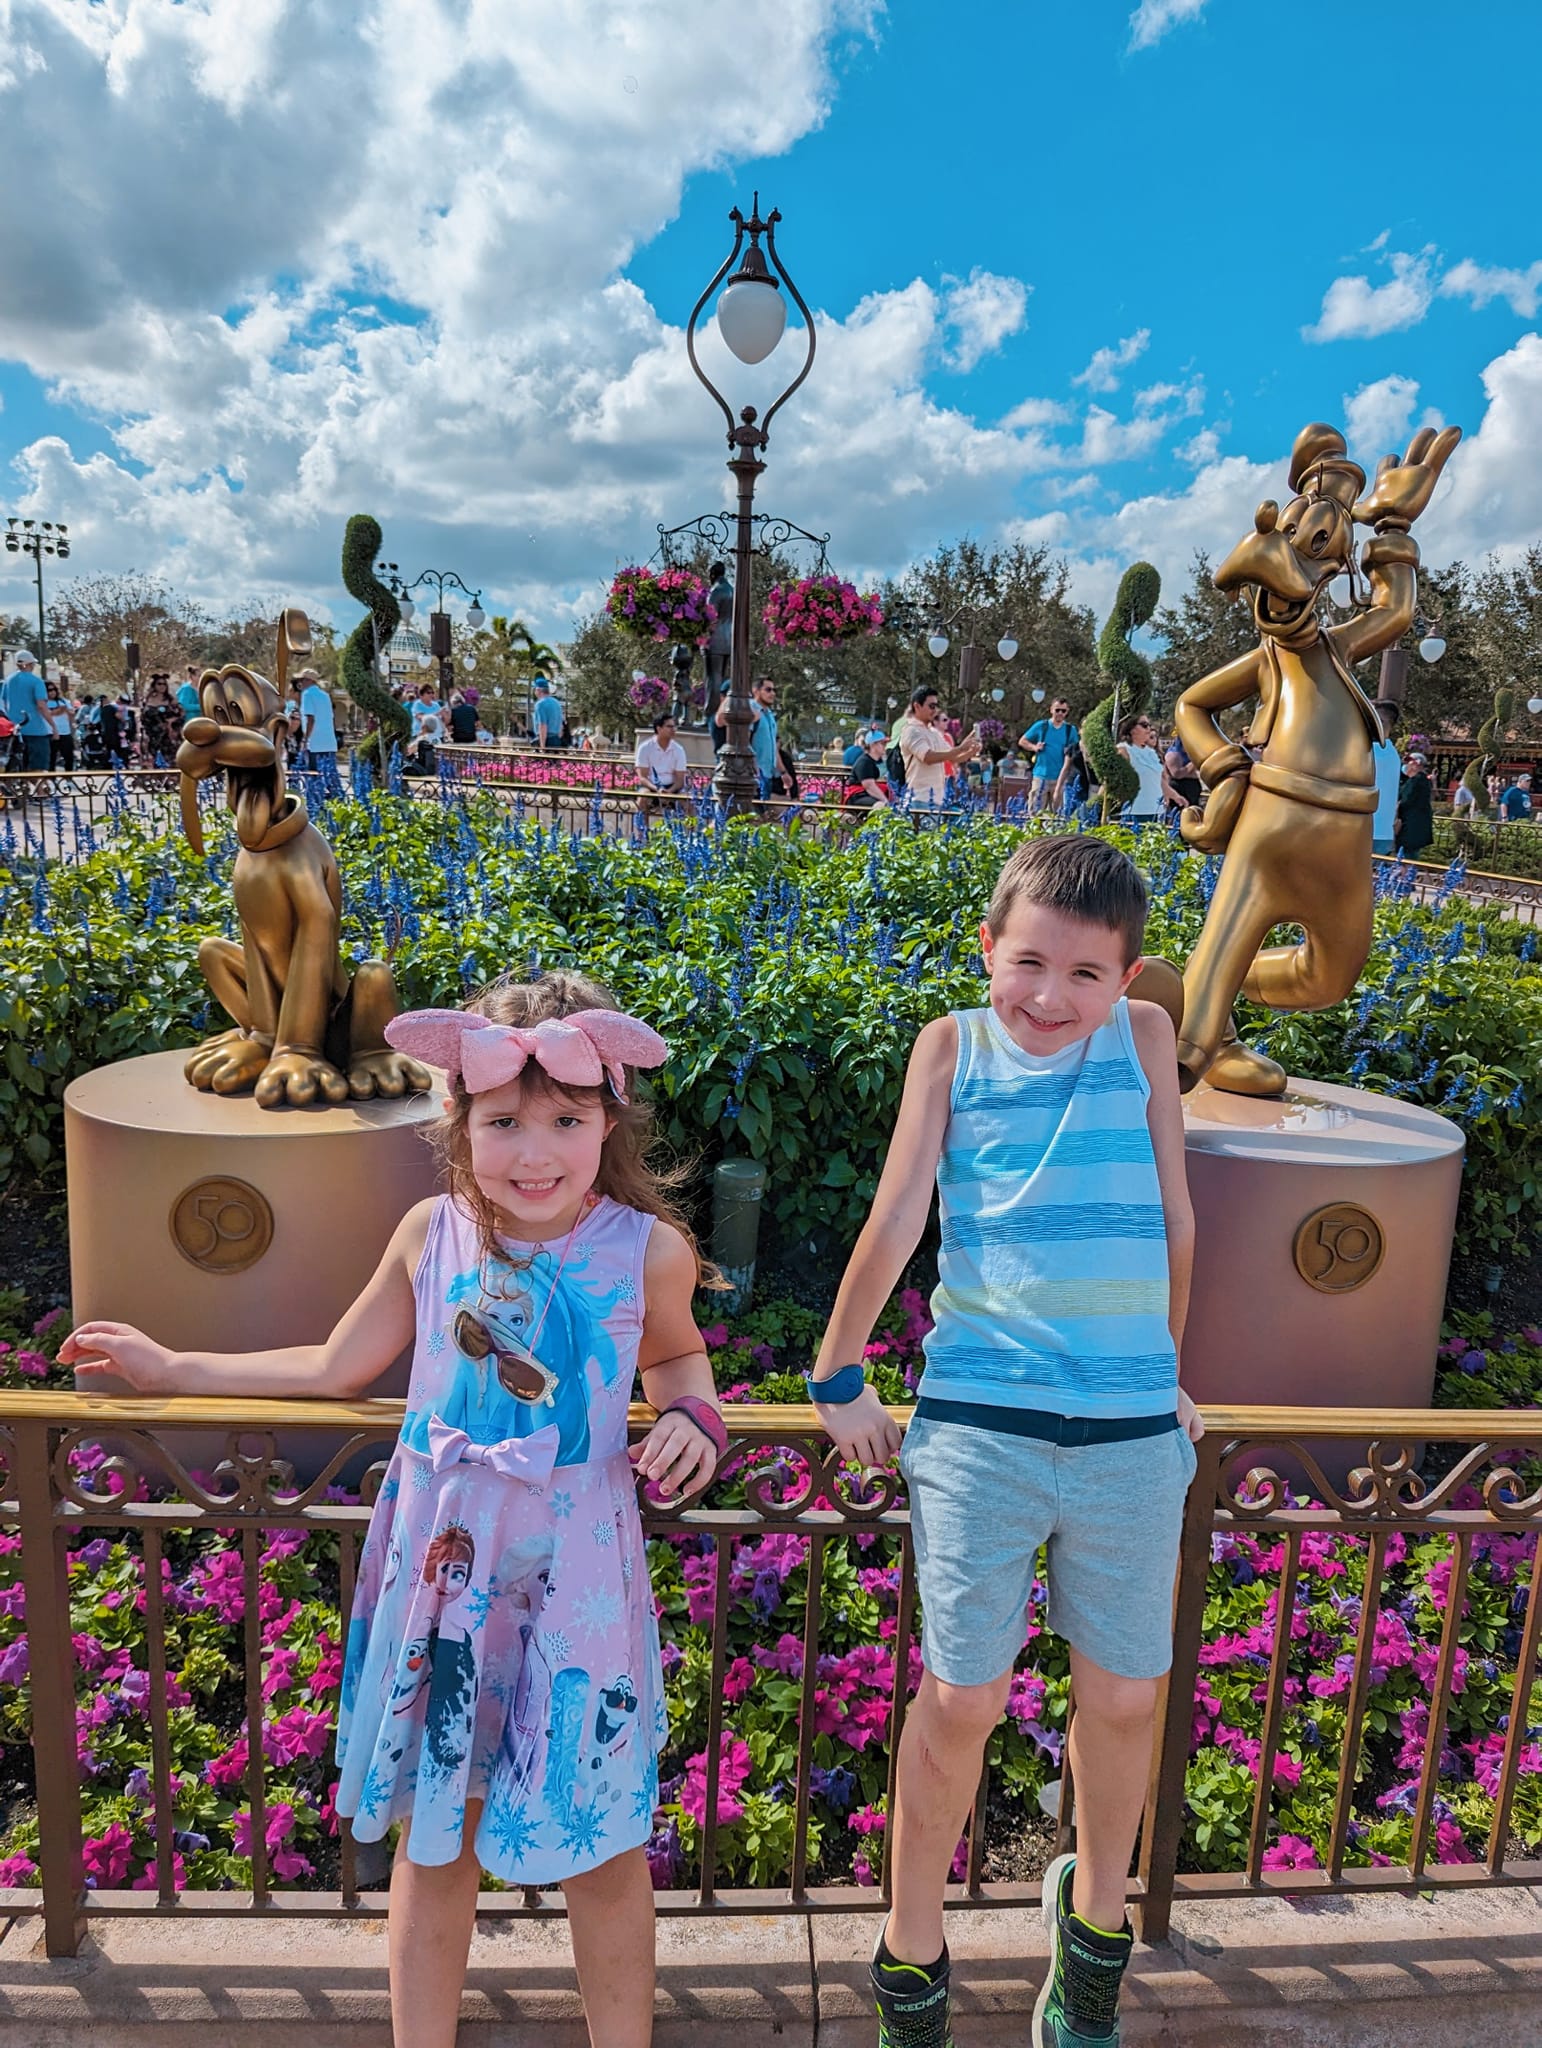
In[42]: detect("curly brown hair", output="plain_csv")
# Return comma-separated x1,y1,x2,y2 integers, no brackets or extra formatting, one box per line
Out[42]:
427,968,713,1283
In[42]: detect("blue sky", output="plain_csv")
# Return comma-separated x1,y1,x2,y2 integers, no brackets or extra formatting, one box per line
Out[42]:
0,0,1537,642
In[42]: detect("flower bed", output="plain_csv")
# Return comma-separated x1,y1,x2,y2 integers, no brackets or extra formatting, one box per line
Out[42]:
0,1297,1537,1897
1,801,1537,1262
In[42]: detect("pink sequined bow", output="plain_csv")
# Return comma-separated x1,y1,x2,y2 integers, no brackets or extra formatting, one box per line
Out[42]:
384,1007,668,1102
425,1415,561,1486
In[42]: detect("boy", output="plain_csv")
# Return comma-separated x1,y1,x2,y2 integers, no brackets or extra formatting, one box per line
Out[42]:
810,834,1200,2048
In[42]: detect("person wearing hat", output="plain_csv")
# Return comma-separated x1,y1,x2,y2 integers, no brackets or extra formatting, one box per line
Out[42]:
297,667,338,770
3,652,58,772
141,672,180,764
842,728,893,810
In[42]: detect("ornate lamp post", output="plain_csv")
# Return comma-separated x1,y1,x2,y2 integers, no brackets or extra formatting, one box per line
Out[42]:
5,517,70,678
377,561,485,699
685,196,816,810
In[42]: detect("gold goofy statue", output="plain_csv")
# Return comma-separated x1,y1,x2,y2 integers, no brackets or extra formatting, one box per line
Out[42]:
176,610,431,1109
1140,421,1461,1098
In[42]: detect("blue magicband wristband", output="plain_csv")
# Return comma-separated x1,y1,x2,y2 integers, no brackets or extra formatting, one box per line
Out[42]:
806,1364,867,1405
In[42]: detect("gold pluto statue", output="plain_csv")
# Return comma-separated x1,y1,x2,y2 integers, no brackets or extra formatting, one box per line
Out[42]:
1137,421,1461,1097
176,609,432,1109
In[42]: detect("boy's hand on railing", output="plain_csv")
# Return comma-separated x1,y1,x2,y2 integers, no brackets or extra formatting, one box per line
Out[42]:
810,1383,902,1473
58,1322,176,1393
1177,1387,1205,1443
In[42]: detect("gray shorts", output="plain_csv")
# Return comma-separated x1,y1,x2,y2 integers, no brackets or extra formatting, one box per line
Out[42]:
899,1412,1197,1686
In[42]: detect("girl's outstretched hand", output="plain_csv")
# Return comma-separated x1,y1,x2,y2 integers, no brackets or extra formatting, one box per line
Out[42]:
630,1410,716,1506
58,1323,176,1394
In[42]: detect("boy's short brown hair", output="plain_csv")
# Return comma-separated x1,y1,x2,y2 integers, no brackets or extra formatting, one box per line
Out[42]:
985,833,1149,965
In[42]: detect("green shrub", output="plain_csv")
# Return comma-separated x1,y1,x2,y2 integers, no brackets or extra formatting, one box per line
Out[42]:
1432,815,1542,882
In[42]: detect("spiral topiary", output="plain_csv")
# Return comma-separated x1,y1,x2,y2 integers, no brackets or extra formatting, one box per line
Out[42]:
1461,683,1513,818
1082,560,1161,813
340,513,407,770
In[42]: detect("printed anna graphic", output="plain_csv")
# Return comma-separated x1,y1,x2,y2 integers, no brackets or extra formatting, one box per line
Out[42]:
401,1236,630,1467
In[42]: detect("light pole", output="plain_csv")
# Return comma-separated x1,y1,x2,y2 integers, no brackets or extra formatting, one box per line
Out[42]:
685,195,817,810
5,517,70,677
377,562,485,700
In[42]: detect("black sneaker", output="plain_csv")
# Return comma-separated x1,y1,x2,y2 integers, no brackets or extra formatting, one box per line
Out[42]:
871,1929,954,2048
1032,1852,1133,2044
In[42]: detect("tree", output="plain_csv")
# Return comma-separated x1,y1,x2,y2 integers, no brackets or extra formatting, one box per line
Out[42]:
1083,561,1160,811
339,514,406,766
46,572,210,685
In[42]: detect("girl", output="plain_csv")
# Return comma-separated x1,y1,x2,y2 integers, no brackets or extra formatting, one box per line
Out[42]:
62,970,727,2048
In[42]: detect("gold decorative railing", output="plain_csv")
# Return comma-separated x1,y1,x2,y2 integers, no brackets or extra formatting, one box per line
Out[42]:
1,1393,1538,1955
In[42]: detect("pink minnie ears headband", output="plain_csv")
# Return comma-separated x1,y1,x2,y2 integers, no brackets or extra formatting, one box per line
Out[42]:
384,1007,668,1104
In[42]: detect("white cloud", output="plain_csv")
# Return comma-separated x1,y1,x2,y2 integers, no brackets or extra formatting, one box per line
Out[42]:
1343,375,1423,462
942,269,1030,373
1072,330,1150,393
1175,425,1223,467
1304,250,1437,342
1441,257,1542,318
1128,0,1209,50
1419,331,1542,570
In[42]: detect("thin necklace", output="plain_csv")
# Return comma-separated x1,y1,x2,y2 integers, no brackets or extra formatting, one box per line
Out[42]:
481,1190,599,1353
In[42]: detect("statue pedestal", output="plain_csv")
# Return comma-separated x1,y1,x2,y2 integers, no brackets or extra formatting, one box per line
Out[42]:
65,1051,444,1400
1181,1078,1463,1489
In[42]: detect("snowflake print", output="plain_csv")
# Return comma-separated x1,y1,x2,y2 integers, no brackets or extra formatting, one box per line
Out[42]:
467,1585,494,1633
575,1586,621,1640
486,1793,538,1865
632,1772,659,1823
426,1327,446,1356
551,1490,574,1521
411,1462,435,1494
615,1275,636,1304
407,1379,431,1406
561,1804,608,1860
541,1628,573,1665
380,1477,401,1504
357,1763,391,1821
445,1801,466,1838
620,1549,634,1587
591,1518,616,1549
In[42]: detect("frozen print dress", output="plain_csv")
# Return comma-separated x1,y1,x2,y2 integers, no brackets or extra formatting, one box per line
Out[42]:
335,1192,668,1882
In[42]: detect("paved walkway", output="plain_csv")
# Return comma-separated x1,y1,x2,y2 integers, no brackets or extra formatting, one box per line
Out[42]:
0,1885,1537,2044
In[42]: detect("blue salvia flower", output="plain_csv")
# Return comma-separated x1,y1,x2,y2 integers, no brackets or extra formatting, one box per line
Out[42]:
731,1037,760,1089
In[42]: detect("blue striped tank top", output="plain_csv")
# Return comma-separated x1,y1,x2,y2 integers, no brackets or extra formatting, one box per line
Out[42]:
917,1000,1177,1418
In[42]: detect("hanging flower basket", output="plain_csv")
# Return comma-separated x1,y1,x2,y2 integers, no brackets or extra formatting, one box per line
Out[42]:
762,575,883,648
608,566,717,646
627,674,671,714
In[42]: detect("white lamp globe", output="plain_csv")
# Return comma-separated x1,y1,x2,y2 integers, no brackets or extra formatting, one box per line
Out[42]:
467,602,485,631
1032,687,1046,703
990,688,1005,702
997,635,1019,661
716,278,787,365
1418,634,1446,663
1328,574,1353,608
1529,697,1542,715
927,633,949,658
398,596,415,624
886,696,897,709
417,649,433,669
463,654,477,671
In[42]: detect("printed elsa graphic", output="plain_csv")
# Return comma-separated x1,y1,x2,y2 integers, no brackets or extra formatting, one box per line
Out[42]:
494,1532,558,1795
402,1251,625,1466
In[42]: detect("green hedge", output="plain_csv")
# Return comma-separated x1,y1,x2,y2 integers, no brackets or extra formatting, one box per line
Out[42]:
1432,815,1542,882
1,802,1537,1262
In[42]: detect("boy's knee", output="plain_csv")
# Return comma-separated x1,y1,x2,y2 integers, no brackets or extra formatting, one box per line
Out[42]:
923,1670,1013,1747
1074,1667,1159,1735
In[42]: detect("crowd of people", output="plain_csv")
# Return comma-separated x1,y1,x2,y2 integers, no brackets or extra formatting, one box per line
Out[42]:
0,658,345,774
